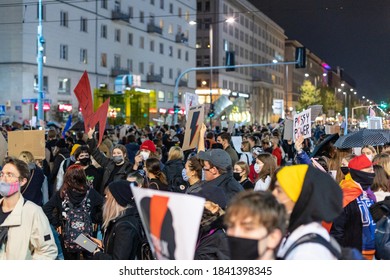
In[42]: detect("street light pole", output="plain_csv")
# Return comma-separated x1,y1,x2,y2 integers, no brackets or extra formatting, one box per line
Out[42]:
37,0,45,124
209,24,213,125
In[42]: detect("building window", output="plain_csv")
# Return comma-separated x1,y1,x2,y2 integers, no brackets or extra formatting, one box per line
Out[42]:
169,3,173,13
60,44,68,60
160,0,164,9
178,7,182,17
158,91,165,102
150,40,155,52
140,36,144,49
196,55,201,67
168,46,173,57
205,1,210,12
127,59,133,72
139,62,144,74
128,33,133,45
60,11,68,27
185,51,189,61
177,49,181,59
58,78,70,94
149,63,155,75
101,24,107,38
151,0,155,5
80,49,87,64
114,55,121,68
169,68,173,79
129,7,134,19
167,92,173,102
197,1,202,11
36,3,46,20
140,11,144,23
34,75,48,92
160,66,164,77
159,43,164,54
80,17,88,32
115,29,121,42
101,0,107,9
101,53,107,67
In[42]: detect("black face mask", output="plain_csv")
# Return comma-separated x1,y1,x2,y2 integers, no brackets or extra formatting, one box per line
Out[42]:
78,158,90,166
228,236,259,260
233,172,242,181
340,167,349,175
349,169,375,189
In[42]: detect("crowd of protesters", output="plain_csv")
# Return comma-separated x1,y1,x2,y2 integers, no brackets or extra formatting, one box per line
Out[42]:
0,121,390,260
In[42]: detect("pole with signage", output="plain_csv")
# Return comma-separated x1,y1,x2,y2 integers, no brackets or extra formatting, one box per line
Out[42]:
37,0,45,124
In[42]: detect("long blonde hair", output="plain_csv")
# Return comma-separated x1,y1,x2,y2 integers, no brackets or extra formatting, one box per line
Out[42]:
167,146,184,161
102,189,128,229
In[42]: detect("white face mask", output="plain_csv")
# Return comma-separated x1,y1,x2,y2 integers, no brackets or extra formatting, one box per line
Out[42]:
182,168,189,181
140,151,150,161
254,163,261,174
365,154,373,161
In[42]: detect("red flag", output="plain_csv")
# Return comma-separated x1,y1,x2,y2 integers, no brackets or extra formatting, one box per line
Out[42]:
73,71,110,146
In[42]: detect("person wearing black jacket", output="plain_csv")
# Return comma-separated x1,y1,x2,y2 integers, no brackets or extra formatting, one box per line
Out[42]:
92,180,141,260
87,127,133,195
162,146,185,191
43,165,104,260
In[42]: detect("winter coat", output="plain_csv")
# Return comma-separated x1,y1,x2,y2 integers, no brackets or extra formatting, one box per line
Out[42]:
125,142,139,164
0,195,58,260
162,159,184,186
22,164,45,206
50,148,70,185
93,207,141,260
87,138,133,194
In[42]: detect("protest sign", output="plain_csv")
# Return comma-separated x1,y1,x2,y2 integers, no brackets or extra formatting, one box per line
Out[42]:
8,130,45,159
185,92,199,120
283,119,294,141
293,108,311,142
0,132,7,166
74,71,110,146
325,125,340,135
231,136,243,154
132,187,205,260
182,105,204,151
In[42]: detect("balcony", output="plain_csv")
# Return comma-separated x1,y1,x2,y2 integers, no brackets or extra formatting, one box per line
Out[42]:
147,23,163,35
178,79,188,87
111,67,129,77
111,10,130,23
175,33,188,44
146,73,162,83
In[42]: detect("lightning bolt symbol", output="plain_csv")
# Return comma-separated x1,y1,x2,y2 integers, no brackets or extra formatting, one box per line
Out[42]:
189,111,200,145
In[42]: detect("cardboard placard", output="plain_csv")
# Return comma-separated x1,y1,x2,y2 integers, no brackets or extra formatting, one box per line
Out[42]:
325,125,341,135
293,108,311,142
182,105,204,151
8,130,45,159
184,92,199,120
0,132,7,166
231,136,243,154
283,119,294,141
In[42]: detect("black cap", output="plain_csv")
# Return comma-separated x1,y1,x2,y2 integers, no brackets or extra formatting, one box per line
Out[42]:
108,180,134,207
55,139,67,148
198,149,231,169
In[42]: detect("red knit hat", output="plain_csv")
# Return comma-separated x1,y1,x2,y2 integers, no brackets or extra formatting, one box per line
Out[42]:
348,154,372,170
140,140,156,153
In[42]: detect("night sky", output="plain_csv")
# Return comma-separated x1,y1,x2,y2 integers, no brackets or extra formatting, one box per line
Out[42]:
249,0,390,102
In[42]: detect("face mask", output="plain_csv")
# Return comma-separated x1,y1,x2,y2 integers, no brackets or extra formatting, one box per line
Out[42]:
182,168,189,182
365,154,373,161
254,163,262,174
0,181,20,197
79,158,90,166
140,138,147,143
227,235,268,260
140,151,150,161
233,172,242,181
112,155,124,164
349,169,375,189
28,162,35,171
340,166,349,175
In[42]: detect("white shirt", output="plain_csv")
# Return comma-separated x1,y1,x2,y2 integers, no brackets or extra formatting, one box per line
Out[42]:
254,175,271,191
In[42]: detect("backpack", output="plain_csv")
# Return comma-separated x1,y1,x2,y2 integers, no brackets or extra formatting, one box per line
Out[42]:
61,190,93,252
127,220,156,260
280,233,365,260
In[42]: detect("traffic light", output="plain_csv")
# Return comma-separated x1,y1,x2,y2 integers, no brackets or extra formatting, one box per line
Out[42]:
208,104,215,118
380,101,388,109
295,47,306,68
173,104,180,114
225,51,235,72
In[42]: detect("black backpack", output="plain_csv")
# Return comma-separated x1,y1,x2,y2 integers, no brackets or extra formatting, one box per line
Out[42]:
280,233,365,260
61,190,93,252
127,220,156,260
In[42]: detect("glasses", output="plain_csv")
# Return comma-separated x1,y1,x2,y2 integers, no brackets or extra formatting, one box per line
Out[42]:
0,171,20,180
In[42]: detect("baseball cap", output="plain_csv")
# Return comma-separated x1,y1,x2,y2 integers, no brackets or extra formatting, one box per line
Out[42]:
198,149,231,169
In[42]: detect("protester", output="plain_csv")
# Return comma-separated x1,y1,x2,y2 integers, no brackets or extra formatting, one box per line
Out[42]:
372,165,390,202
92,180,141,260
361,145,377,161
270,136,283,166
18,150,48,206
132,139,159,172
233,161,254,190
87,128,132,195
216,132,239,167
162,146,185,189
127,171,146,188
191,185,230,260
0,157,58,259
225,191,287,260
270,164,342,259
184,156,204,194
125,134,139,164
198,149,244,205
43,165,103,260
144,158,169,191
330,154,376,259
239,140,253,165
253,153,277,191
